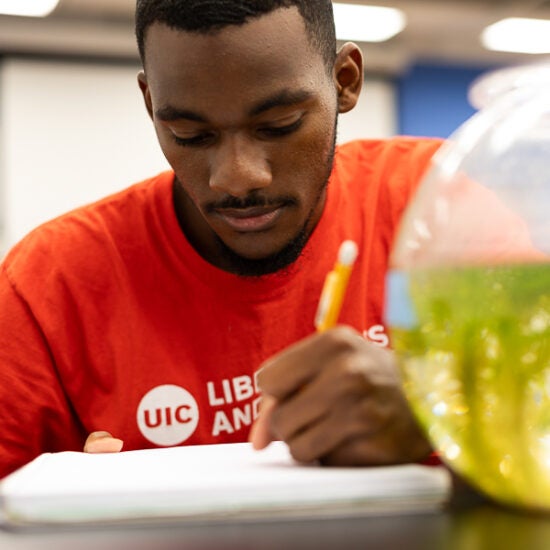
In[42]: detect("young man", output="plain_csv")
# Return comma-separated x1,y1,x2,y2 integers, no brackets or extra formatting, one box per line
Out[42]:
0,0,439,478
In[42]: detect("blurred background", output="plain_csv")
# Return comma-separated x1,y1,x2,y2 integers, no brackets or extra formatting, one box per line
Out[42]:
0,0,549,254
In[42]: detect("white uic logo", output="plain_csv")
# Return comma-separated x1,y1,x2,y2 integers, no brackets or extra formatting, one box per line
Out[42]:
136,384,199,446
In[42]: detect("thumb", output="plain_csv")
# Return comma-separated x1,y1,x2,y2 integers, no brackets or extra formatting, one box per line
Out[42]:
83,431,124,453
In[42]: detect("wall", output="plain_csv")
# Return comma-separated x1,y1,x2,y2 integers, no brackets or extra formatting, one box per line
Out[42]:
0,57,169,255
397,61,494,138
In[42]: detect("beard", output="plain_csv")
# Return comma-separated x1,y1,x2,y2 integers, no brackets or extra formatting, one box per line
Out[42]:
211,217,311,277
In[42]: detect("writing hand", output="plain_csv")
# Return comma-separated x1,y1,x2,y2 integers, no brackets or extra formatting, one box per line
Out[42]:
250,326,432,466
83,431,124,453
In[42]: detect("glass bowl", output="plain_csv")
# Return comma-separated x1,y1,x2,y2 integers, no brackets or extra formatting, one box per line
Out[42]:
386,60,550,510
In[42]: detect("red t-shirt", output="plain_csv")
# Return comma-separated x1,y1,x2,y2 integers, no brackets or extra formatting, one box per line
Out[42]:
0,137,441,478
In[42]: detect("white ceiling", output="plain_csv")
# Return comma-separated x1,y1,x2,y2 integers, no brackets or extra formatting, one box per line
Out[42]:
0,0,549,73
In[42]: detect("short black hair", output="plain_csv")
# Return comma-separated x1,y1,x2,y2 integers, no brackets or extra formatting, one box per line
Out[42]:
135,0,336,72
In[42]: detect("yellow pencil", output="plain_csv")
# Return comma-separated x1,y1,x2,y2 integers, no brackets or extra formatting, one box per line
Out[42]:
314,240,358,332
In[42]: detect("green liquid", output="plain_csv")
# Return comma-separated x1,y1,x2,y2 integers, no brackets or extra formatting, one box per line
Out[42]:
391,263,550,509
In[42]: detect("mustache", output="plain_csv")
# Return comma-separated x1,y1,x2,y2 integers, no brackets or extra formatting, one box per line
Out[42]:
205,192,296,212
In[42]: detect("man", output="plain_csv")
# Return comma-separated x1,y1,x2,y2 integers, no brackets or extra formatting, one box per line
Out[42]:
0,0,439,479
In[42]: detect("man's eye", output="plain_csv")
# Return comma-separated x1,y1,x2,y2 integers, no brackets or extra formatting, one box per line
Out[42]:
259,118,303,138
172,133,214,147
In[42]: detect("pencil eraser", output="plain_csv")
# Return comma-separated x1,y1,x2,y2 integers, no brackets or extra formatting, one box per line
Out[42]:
338,240,358,265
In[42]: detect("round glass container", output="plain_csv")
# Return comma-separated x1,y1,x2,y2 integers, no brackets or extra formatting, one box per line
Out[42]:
386,61,550,510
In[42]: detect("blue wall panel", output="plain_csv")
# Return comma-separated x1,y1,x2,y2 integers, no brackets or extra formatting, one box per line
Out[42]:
397,62,495,138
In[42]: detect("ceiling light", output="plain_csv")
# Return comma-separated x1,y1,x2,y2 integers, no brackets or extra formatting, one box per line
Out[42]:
481,18,550,54
333,3,406,42
0,0,59,17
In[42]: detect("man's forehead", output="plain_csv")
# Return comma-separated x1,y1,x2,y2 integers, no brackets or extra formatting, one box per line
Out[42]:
142,7,317,70
142,15,329,101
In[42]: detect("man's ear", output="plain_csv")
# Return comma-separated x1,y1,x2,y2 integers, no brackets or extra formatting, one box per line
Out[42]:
137,71,154,120
333,43,363,114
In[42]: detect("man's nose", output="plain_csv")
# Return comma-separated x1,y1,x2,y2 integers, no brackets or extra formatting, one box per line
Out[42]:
209,135,272,197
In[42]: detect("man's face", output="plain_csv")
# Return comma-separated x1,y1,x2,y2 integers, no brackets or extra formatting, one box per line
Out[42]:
140,8,339,275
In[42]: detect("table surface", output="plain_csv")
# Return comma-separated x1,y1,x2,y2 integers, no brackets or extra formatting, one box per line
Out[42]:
2,483,550,549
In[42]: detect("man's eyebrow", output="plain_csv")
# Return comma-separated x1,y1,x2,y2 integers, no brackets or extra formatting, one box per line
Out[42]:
249,89,314,117
155,106,207,123
154,89,314,123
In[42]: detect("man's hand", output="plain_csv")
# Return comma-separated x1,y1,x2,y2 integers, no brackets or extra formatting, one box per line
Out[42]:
83,431,124,453
249,326,432,466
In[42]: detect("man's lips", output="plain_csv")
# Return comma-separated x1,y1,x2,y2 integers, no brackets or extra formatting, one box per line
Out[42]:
213,205,284,232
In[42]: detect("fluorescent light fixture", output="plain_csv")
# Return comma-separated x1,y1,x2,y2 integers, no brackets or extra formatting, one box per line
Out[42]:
481,18,550,54
0,0,59,17
333,3,406,42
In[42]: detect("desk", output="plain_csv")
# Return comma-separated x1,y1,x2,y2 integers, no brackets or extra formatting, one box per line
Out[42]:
2,501,550,550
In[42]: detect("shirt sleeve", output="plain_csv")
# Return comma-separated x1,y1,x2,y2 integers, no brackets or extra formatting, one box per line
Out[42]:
0,264,84,479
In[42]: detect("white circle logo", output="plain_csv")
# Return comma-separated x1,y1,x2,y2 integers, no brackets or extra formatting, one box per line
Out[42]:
136,384,199,446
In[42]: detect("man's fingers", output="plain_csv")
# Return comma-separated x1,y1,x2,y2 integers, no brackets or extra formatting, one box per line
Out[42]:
249,396,278,450
268,356,371,444
257,326,362,400
83,431,124,453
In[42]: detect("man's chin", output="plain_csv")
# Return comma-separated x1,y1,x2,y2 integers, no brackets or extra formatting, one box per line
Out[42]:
216,230,309,278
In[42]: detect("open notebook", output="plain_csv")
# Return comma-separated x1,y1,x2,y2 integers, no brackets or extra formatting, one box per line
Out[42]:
0,442,451,526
